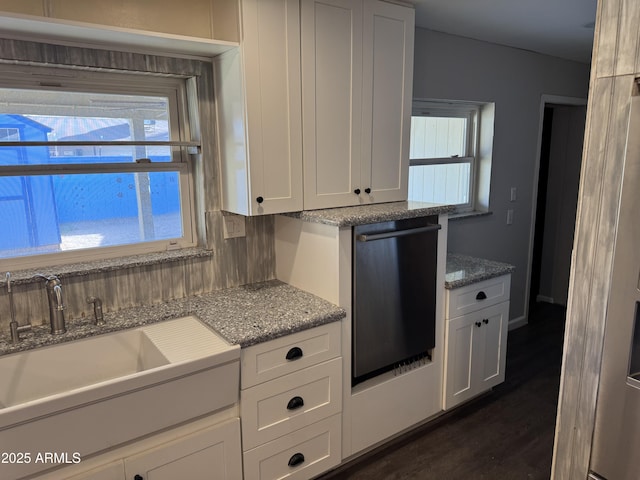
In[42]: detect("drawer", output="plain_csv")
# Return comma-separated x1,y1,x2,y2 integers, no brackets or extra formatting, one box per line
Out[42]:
243,414,342,480
241,321,341,388
446,274,511,318
241,357,342,450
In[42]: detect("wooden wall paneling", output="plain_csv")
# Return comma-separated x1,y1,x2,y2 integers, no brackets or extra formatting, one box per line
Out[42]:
593,0,619,79
552,73,636,478
62,274,89,321
21,277,51,324
163,260,187,301
210,211,246,289
80,272,107,315
183,256,206,297
617,0,640,76
0,288,7,327
552,74,613,479
245,215,275,285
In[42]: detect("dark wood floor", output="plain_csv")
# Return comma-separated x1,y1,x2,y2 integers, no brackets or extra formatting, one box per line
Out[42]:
321,302,566,480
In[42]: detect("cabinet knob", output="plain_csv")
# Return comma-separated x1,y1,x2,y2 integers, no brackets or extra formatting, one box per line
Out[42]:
134,475,144,480
256,196,264,204
354,188,361,195
476,291,487,300
288,452,305,468
475,321,482,328
287,396,305,410
364,187,371,194
483,318,489,324
285,346,303,361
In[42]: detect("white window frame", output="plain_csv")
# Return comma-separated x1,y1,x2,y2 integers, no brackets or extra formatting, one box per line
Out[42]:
410,100,480,212
0,64,198,270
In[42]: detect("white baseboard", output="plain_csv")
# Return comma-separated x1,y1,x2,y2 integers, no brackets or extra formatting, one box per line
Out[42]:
508,315,527,331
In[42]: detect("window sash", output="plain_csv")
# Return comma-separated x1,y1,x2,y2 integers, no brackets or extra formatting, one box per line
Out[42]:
409,101,479,210
0,65,197,269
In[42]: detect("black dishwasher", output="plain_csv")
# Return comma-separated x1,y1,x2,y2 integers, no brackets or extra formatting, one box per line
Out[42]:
352,215,440,386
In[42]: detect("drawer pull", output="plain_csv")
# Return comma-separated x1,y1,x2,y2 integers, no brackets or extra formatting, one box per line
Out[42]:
285,346,303,361
475,321,482,328
483,318,489,324
287,396,305,410
476,291,487,300
288,452,305,468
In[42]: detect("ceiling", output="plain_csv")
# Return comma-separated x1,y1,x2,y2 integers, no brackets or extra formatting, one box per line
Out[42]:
411,0,598,64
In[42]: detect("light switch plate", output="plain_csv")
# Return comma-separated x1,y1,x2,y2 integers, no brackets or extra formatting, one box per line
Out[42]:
223,214,246,239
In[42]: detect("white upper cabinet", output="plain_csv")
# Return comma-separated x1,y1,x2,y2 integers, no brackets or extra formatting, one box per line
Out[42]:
215,0,303,215
301,0,414,209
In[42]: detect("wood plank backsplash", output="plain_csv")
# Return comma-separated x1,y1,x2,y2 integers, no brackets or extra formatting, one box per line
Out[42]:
552,0,640,477
0,39,276,330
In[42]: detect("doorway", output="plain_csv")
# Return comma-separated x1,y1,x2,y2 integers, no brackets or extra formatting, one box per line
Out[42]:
529,98,587,313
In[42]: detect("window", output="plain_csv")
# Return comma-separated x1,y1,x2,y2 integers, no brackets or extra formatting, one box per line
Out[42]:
408,101,479,211
0,65,197,269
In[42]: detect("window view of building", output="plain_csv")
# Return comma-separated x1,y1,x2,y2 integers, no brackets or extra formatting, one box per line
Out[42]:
0,72,193,265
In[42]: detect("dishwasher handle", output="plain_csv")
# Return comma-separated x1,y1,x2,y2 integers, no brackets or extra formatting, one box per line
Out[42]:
356,224,441,242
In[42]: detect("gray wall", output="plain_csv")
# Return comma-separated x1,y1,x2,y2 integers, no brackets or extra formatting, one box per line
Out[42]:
413,28,591,322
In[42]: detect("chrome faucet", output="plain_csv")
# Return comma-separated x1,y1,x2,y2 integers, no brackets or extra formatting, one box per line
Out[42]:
7,272,32,343
36,275,66,335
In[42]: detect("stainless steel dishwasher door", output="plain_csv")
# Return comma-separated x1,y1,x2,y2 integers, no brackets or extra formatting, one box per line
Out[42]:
352,215,440,385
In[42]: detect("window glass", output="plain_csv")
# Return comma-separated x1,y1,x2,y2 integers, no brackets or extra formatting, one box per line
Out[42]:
0,70,194,267
408,163,470,205
408,103,478,209
410,116,467,159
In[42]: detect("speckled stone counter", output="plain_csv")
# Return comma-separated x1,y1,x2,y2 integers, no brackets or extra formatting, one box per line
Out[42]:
286,201,455,227
0,280,346,355
445,253,515,289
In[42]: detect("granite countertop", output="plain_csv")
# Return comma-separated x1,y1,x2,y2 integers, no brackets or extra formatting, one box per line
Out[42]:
0,279,346,356
445,253,515,289
287,201,455,227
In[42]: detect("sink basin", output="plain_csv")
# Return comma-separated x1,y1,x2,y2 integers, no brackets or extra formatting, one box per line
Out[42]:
0,316,240,479
0,329,169,408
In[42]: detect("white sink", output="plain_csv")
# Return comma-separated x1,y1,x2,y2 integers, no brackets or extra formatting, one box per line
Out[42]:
0,328,169,409
0,316,240,479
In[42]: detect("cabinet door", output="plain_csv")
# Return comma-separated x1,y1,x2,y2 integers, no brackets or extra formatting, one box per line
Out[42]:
217,0,302,215
242,0,303,214
302,0,363,209
444,312,477,409
124,418,242,480
360,0,413,203
37,460,125,480
444,302,509,409
478,301,509,390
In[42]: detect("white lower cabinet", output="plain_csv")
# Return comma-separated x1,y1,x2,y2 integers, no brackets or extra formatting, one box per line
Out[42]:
64,461,125,480
35,415,242,480
444,274,511,410
124,418,242,480
240,322,343,480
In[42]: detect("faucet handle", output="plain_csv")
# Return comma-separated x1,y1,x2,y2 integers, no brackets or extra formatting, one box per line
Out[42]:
86,296,105,326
